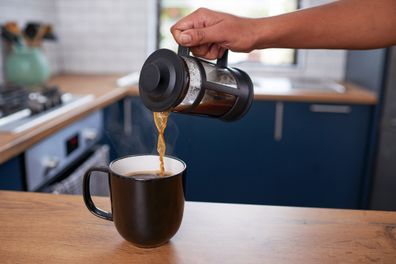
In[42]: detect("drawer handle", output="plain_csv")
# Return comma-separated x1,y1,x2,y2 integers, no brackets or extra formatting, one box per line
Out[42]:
123,97,132,135
274,102,284,141
310,105,351,114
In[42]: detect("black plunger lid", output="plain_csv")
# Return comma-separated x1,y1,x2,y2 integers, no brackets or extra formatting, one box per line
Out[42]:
139,49,188,112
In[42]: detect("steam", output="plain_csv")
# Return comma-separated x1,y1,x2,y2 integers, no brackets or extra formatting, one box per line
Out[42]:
103,99,179,159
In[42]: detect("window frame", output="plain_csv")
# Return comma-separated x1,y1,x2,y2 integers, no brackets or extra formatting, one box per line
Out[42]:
155,0,301,69
147,0,345,81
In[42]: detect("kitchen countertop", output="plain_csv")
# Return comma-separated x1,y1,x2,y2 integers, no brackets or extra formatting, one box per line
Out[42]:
1,191,395,263
0,74,377,164
0,74,129,164
253,81,377,104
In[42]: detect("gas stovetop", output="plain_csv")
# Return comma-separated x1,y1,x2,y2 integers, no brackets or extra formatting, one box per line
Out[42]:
0,85,94,133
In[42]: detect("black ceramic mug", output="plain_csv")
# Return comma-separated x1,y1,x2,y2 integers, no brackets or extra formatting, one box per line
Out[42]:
83,155,186,248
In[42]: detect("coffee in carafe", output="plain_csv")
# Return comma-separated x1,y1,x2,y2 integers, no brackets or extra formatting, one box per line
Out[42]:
139,45,254,121
140,45,254,174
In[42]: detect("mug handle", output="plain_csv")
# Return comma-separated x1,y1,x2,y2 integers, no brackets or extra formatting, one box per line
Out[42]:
83,167,113,221
177,45,229,67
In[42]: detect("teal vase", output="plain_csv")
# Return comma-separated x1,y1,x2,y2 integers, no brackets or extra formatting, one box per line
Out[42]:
5,46,50,86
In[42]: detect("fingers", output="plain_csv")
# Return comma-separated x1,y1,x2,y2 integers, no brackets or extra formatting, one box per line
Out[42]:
171,8,224,47
170,8,229,60
171,9,204,45
171,9,203,32
191,44,225,60
191,44,210,57
177,25,223,46
171,20,195,46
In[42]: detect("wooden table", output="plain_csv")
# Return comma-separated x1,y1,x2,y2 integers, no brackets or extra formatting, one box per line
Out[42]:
1,191,395,264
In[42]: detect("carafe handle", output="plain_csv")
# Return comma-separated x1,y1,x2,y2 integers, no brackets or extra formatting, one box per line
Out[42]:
177,45,228,67
216,49,228,68
177,45,190,57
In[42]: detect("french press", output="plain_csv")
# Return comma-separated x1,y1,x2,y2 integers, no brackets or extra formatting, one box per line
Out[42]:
139,46,253,121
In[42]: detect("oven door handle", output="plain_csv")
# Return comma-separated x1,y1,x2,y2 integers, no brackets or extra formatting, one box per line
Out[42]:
83,167,113,221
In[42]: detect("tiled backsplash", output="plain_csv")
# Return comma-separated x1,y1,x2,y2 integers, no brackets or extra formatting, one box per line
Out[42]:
0,0,346,83
0,0,150,83
56,0,149,74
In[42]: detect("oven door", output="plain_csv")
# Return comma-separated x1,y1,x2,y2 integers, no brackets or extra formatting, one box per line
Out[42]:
25,111,105,192
42,144,110,196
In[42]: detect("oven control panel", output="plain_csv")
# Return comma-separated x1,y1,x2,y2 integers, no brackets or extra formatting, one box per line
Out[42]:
66,133,79,156
25,111,103,191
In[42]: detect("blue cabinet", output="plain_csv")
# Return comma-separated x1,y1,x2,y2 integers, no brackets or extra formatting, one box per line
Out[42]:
271,103,372,208
0,156,25,190
103,97,186,159
171,101,373,209
112,98,372,208
172,101,276,204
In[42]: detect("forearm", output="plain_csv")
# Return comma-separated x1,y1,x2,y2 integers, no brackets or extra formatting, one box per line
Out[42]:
255,0,396,50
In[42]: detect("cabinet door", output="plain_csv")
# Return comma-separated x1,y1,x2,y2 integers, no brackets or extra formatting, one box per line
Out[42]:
275,103,372,208
172,101,276,204
0,156,25,190
125,98,372,208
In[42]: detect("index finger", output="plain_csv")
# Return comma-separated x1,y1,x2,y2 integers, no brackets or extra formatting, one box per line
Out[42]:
171,20,194,43
170,10,205,39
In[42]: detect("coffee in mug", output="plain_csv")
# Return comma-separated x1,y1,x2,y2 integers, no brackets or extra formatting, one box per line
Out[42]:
83,155,186,248
124,171,172,179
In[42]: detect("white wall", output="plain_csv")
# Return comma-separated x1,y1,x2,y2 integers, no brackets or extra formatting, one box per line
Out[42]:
299,0,346,80
244,0,346,80
53,0,346,80
0,0,150,83
56,0,149,74
0,0,346,83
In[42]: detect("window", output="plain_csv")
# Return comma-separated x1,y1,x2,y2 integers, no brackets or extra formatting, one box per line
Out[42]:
158,0,299,67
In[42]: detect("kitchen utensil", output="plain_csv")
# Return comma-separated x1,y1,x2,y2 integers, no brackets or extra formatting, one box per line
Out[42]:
4,22,20,36
83,155,186,248
42,25,57,41
1,27,18,44
24,23,57,46
139,45,253,121
24,22,39,46
32,25,47,47
1,22,23,46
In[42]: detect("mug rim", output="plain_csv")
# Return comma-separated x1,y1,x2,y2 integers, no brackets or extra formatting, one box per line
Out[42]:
109,154,186,181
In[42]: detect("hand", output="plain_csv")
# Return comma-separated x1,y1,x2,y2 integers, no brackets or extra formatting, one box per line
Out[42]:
171,8,259,60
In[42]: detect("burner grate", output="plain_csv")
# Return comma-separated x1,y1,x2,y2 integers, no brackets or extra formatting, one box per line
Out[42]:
0,85,29,117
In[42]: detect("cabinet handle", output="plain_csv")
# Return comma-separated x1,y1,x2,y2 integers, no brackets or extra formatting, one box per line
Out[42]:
310,104,351,114
274,102,284,142
123,97,132,135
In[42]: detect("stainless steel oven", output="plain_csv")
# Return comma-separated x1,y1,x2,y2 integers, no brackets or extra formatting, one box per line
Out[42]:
25,111,109,196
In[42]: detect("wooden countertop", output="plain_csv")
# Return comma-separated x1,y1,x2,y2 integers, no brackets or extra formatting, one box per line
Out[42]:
253,82,377,104
1,191,395,263
0,74,377,165
0,74,131,164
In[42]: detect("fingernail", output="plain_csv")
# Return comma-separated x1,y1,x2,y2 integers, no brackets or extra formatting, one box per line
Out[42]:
180,33,192,44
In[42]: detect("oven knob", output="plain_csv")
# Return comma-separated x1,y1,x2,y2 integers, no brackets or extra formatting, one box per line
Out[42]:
83,128,98,142
42,157,60,175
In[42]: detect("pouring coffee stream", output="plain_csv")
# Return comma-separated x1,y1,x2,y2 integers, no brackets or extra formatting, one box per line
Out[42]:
153,111,169,176
139,45,254,174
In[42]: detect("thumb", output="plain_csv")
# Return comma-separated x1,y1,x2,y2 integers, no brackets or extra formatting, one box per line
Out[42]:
178,26,223,46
